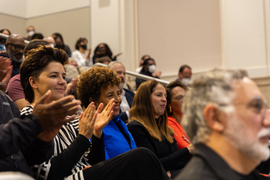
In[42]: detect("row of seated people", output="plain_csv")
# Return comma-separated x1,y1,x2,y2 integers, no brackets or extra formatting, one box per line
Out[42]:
0,35,194,179
2,33,269,180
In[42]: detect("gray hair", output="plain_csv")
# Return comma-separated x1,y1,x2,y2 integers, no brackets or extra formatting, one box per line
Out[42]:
107,61,124,69
181,69,247,144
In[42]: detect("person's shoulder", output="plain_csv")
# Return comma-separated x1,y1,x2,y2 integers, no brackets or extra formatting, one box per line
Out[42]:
123,88,135,96
128,120,143,127
176,156,216,180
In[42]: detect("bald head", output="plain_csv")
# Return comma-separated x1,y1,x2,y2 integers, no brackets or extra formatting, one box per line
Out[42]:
5,34,25,62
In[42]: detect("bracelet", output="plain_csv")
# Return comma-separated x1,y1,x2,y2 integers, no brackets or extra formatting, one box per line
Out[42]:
0,82,6,86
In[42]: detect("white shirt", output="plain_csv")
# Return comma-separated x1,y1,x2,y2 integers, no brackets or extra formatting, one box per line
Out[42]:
120,89,130,118
71,50,92,67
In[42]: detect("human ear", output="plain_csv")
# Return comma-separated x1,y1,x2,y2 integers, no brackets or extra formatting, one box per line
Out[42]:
29,77,38,89
203,104,226,132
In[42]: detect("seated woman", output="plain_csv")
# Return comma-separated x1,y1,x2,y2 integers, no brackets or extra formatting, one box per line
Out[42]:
166,81,194,151
128,80,192,178
20,46,170,180
92,43,122,64
71,37,92,67
77,66,137,160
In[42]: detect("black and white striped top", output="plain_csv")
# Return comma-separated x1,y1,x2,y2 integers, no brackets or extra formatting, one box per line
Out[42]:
21,105,91,180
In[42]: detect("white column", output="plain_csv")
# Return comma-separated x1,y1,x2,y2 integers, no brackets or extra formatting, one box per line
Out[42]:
90,0,138,71
220,0,268,77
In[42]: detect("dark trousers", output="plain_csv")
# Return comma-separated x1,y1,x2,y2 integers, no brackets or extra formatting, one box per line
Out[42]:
83,147,170,180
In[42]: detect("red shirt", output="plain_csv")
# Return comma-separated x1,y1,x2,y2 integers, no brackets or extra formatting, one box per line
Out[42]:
168,116,190,150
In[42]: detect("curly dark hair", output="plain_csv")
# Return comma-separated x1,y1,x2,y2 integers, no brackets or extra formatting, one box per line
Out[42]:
20,46,68,103
77,66,121,108
166,80,188,116
75,37,87,50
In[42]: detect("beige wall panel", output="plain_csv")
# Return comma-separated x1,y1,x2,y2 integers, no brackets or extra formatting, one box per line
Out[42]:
26,7,90,52
137,0,222,79
0,13,26,36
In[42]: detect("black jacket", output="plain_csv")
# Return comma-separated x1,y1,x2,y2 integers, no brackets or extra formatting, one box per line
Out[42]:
0,90,53,176
176,143,269,180
128,120,191,171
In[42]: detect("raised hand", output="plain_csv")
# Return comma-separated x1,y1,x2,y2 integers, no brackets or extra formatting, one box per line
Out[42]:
0,56,12,92
78,102,97,139
93,99,114,138
64,76,79,96
33,90,81,142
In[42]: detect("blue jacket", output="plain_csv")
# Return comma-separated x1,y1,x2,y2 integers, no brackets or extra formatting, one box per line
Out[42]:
102,115,137,160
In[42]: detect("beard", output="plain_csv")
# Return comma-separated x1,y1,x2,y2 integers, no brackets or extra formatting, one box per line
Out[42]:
224,113,270,162
119,82,124,90
8,47,23,63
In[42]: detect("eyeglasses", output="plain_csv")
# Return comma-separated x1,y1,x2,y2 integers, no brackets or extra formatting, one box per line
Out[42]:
8,43,25,51
172,95,184,102
220,97,269,118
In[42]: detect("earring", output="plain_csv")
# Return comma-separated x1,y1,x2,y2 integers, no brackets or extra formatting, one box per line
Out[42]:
169,107,172,113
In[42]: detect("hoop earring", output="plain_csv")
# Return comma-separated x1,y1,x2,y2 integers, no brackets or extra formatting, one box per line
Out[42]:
169,107,172,113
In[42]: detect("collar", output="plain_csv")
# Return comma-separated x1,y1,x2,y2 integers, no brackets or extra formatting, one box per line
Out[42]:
113,115,121,123
194,144,251,180
120,88,125,96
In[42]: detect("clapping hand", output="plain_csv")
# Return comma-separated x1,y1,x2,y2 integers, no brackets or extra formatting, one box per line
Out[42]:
33,90,81,142
93,99,114,138
0,56,12,92
78,102,97,139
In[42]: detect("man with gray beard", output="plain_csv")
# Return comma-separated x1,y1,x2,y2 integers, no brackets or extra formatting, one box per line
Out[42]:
176,69,270,179
5,34,25,77
108,61,135,123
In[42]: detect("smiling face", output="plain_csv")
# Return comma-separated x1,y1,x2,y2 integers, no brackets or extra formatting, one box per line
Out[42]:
31,61,67,103
96,85,122,118
151,83,167,118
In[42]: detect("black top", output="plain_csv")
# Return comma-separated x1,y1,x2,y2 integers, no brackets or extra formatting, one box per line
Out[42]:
176,143,270,180
127,120,191,171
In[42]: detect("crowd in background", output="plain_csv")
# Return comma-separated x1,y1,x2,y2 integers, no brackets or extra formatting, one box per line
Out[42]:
0,25,270,180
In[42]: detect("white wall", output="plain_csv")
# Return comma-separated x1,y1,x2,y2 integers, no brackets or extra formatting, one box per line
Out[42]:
137,0,222,81
0,0,27,18
220,0,268,78
26,0,90,18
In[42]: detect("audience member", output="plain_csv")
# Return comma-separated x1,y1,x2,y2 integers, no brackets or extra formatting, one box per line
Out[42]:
52,33,71,57
135,54,151,73
94,56,111,65
7,40,50,110
5,34,25,77
0,54,81,178
0,29,11,57
135,58,159,89
166,80,194,151
77,66,137,160
176,69,270,179
178,64,192,85
31,33,44,40
20,46,108,179
128,80,192,178
108,61,135,123
92,43,122,64
43,36,55,48
71,37,91,67
25,25,35,41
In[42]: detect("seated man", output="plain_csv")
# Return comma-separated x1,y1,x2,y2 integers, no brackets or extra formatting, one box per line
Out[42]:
108,61,135,123
177,64,192,85
176,69,270,179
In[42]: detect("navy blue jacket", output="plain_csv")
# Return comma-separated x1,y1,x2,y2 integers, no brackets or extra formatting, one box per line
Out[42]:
119,88,135,123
